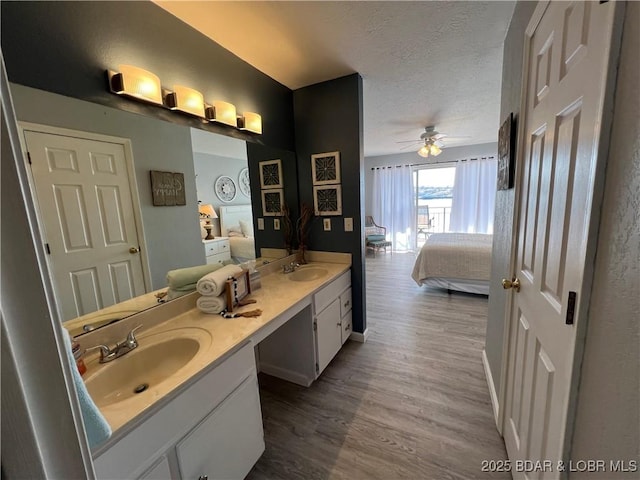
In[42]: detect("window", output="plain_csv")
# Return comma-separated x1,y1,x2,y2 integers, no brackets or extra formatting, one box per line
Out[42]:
413,166,455,248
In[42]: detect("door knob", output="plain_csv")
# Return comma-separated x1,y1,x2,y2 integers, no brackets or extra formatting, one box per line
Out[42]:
502,277,521,292
129,246,140,254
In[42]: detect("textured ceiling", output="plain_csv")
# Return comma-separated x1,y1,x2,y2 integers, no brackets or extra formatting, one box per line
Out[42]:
155,1,515,157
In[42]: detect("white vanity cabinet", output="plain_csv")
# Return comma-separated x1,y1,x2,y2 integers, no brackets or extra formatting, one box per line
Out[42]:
93,342,263,480
313,270,352,375
203,237,230,265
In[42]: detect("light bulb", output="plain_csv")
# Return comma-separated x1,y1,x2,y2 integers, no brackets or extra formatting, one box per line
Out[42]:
418,145,430,158
430,144,442,156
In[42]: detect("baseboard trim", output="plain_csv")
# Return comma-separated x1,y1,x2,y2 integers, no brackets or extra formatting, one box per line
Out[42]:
482,349,500,427
349,328,370,343
259,363,313,387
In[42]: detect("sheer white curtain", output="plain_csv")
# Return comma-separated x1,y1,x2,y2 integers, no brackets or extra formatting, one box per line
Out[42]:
449,157,497,234
371,165,416,251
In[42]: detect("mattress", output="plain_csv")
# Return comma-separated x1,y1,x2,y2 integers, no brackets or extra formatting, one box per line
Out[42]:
411,233,493,290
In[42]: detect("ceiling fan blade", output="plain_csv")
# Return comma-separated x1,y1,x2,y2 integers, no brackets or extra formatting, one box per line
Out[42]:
400,143,421,151
396,139,422,144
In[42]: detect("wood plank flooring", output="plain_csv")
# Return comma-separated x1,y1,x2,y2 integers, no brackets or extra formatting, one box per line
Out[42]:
247,252,508,479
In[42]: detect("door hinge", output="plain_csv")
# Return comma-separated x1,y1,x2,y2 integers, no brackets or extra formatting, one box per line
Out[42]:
566,291,577,325
27,152,32,164
315,363,319,374
313,320,317,331
45,243,51,255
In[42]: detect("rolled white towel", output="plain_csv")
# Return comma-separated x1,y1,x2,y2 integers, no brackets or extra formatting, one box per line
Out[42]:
196,264,243,296
197,294,226,314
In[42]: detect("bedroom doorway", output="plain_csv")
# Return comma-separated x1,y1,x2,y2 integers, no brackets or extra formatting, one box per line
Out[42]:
413,166,455,248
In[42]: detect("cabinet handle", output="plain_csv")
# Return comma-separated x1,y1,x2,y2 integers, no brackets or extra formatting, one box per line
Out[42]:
345,324,350,331
344,300,350,308
337,322,342,326
198,476,209,480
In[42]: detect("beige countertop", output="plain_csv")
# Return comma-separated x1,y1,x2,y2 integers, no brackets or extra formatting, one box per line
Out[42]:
86,258,351,446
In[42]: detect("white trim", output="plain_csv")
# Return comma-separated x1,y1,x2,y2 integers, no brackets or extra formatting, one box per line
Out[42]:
482,349,500,427
17,122,153,294
349,328,369,343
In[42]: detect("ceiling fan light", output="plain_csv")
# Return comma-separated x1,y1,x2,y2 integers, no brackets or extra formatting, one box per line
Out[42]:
429,144,442,156
417,145,430,158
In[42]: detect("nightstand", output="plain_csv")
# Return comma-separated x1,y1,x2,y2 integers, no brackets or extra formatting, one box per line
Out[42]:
203,237,231,265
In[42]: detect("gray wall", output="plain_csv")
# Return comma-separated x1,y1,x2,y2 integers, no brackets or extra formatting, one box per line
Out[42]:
364,142,498,216
484,0,537,395
293,74,366,334
11,84,204,289
570,3,640,473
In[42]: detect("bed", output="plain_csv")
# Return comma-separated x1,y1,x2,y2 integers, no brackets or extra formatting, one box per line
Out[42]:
219,205,257,262
411,233,493,295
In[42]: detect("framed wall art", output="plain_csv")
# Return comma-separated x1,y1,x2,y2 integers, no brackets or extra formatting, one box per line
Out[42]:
497,112,516,190
261,188,284,216
150,170,186,206
311,151,341,185
313,185,342,216
259,159,283,189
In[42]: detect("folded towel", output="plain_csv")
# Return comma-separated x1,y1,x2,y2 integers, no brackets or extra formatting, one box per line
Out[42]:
196,264,243,297
166,283,197,300
196,294,227,314
166,263,225,290
64,330,111,448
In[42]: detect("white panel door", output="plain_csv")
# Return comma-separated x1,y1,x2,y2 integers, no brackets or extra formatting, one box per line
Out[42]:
24,130,146,321
503,2,619,477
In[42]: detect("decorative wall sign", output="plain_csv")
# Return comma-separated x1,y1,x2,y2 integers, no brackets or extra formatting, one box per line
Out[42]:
313,185,342,216
150,170,186,206
261,189,284,216
214,175,237,202
238,168,251,198
311,151,341,185
497,112,516,190
258,159,283,189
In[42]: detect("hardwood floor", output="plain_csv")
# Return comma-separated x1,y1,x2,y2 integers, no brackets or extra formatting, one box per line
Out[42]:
247,252,508,480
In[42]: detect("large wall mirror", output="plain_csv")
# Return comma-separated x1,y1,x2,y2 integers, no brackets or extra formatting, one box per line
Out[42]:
9,83,298,338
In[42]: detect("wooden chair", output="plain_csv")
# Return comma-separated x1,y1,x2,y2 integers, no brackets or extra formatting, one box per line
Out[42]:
365,216,392,257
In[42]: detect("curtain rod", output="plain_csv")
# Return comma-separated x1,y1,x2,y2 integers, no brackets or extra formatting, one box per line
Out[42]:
370,154,496,170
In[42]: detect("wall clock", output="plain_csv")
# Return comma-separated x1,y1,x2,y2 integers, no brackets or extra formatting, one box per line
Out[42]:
214,175,237,203
238,168,251,198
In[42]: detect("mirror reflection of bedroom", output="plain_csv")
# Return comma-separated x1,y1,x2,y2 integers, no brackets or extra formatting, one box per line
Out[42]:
191,128,257,265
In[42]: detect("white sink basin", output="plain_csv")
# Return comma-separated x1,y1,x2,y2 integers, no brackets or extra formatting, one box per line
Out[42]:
287,266,328,282
84,327,211,408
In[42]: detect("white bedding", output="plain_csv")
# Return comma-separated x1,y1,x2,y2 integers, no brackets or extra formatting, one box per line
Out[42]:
412,233,493,294
229,236,256,260
219,205,256,260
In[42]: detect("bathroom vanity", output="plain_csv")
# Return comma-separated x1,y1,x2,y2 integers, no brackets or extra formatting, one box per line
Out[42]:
84,254,352,479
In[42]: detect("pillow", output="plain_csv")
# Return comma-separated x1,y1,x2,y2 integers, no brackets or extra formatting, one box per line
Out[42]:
226,224,242,236
239,219,254,238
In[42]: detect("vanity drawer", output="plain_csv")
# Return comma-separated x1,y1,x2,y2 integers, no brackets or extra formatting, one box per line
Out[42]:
341,310,352,345
313,270,350,314
339,287,352,318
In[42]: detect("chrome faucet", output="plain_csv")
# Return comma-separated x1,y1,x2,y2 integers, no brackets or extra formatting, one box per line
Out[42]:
87,325,143,363
282,262,300,274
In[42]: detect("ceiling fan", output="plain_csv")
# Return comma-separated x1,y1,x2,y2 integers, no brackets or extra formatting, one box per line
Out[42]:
397,126,466,158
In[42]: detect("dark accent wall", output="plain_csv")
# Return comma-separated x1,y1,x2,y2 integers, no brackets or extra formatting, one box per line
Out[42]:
484,0,537,394
0,1,294,151
246,143,299,254
293,74,366,334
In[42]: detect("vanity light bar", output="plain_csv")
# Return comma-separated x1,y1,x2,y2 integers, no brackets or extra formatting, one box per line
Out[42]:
106,65,262,134
165,85,206,118
238,112,262,135
108,65,163,105
206,101,237,127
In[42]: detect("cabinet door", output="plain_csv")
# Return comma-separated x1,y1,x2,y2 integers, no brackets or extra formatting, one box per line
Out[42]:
316,299,342,375
176,376,264,480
